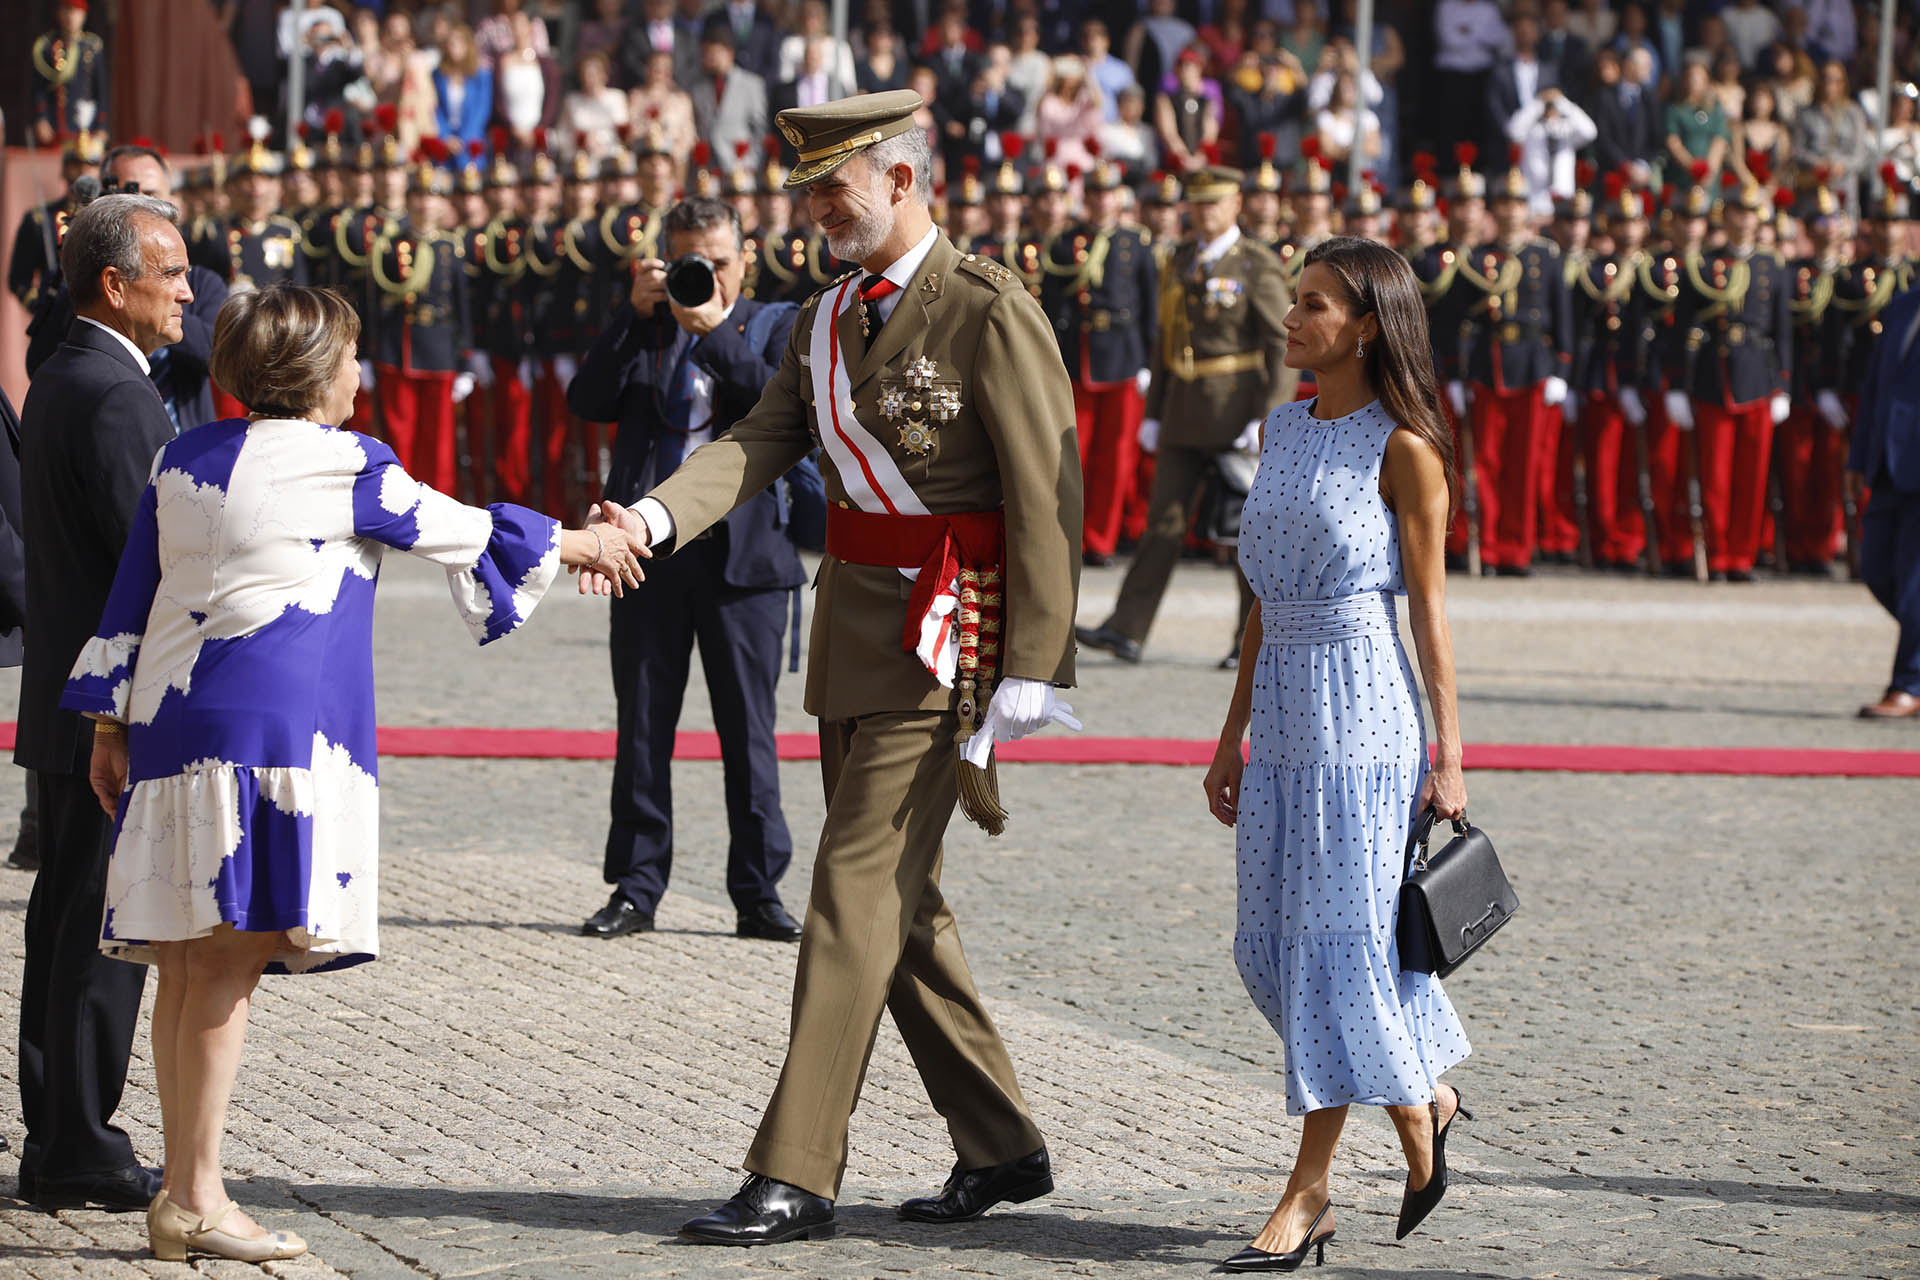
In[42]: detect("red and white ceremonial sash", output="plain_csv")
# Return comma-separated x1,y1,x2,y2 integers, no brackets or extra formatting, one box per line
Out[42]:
809,276,965,685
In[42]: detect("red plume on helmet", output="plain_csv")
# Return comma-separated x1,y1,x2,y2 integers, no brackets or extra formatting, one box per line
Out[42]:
1259,132,1276,160
573,130,589,153
691,139,712,167
323,108,345,136
962,154,980,174
1602,170,1625,200
1574,159,1596,188
467,139,485,161
1332,181,1348,204
1772,186,1794,210
1166,150,1187,173
1065,162,1082,182
616,121,634,143
734,139,750,159
489,126,509,155
1746,150,1770,184
1719,169,1738,189
1411,149,1436,176
1453,141,1477,169
763,132,780,154
373,103,397,135
296,122,311,142
1883,160,1900,186
1043,137,1059,159
1660,182,1676,204
208,131,226,154
131,135,156,150
1301,134,1322,162
1688,159,1709,183
422,135,451,164
1507,142,1522,167
998,130,1024,159
532,126,549,153
1085,137,1102,159
1642,191,1656,217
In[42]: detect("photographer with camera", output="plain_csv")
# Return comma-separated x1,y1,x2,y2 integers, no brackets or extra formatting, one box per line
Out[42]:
565,195,818,944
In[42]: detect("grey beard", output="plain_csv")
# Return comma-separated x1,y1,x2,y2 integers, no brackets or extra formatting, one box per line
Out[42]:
826,203,891,264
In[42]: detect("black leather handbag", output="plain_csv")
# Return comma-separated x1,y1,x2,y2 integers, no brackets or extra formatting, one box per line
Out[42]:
1397,807,1519,979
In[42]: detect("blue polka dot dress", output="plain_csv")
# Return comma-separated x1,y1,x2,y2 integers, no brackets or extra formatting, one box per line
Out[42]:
1233,397,1471,1116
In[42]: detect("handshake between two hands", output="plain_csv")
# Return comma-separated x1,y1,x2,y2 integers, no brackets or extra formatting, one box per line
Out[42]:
568,501,654,597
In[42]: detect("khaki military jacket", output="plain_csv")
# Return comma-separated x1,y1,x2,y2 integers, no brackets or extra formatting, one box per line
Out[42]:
648,231,1082,722
1146,232,1297,450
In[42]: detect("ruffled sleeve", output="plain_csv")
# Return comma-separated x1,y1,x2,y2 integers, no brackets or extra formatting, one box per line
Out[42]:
349,437,561,645
63,482,164,722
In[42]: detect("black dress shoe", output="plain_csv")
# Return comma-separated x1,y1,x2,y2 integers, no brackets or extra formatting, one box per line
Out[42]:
1217,649,1240,671
1493,564,1532,577
680,1174,835,1245
1397,1086,1473,1239
899,1146,1052,1223
1082,550,1114,568
32,1163,161,1211
1074,623,1142,664
581,895,653,939
737,901,802,942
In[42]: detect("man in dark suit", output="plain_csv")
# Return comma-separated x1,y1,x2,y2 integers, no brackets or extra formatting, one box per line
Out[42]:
618,0,705,90
1591,47,1662,186
1848,278,1920,718
1486,13,1561,148
935,59,1023,191
566,196,809,942
0,388,31,874
15,192,194,1210
708,0,782,84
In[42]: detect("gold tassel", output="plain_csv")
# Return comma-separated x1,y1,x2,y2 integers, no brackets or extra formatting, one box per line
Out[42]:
956,743,1007,837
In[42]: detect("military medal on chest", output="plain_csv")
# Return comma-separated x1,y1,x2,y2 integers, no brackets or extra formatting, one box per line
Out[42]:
878,355,960,456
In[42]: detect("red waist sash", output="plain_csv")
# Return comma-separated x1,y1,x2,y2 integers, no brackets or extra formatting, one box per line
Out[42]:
825,506,1005,657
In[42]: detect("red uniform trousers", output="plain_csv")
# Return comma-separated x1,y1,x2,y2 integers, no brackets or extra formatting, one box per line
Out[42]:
1441,397,1470,557
1536,401,1582,556
1693,398,1775,575
490,358,533,506
1580,391,1639,565
1470,382,1549,569
376,365,457,494
349,386,377,437
535,361,602,518
212,385,246,424
1774,403,1846,566
1074,378,1143,558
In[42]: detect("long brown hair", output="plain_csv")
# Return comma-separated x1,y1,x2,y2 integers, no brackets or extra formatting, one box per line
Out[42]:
1301,235,1459,518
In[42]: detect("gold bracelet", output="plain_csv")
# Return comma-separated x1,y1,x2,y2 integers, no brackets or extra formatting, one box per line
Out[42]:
90,719,127,738
588,525,608,571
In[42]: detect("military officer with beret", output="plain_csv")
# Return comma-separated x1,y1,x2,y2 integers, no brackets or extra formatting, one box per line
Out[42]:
1664,176,1792,581
1078,163,1297,664
1043,154,1158,568
596,89,1081,1246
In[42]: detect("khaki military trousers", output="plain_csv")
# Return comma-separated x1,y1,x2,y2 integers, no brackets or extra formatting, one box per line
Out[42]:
744,709,1044,1200
1105,442,1256,648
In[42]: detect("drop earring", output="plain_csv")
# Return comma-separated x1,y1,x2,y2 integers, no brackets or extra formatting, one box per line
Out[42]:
1356,337,1365,361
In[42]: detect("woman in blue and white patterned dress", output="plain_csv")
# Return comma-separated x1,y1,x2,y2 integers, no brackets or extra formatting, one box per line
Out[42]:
62,285,647,1265
1202,238,1473,1271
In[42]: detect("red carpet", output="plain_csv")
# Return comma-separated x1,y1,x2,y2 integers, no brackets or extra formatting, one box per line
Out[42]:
5,723,1908,777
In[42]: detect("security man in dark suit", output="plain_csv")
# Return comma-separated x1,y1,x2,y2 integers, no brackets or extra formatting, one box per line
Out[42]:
1848,229,1920,719
15,191,192,1212
1043,153,1157,568
1,388,31,874
566,195,808,943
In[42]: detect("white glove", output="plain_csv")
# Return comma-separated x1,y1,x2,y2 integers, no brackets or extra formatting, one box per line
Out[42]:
1816,389,1848,429
358,359,376,391
1542,375,1568,407
517,357,538,387
1232,417,1263,453
1134,367,1151,395
1446,380,1467,419
1664,390,1694,431
552,354,580,385
1769,391,1790,425
450,371,476,404
1618,386,1646,426
962,676,1083,768
466,351,494,388
1138,416,1161,453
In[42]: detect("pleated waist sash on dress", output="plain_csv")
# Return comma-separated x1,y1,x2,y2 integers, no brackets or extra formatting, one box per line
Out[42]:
1260,590,1398,644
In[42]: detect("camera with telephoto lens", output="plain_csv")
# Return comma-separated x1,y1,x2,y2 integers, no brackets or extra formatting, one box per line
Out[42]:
665,253,716,307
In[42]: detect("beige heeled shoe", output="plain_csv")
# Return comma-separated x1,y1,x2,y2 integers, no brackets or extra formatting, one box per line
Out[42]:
148,1190,306,1263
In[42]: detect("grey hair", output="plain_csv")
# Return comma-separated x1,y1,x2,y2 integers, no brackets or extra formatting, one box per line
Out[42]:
62,193,180,308
863,128,932,203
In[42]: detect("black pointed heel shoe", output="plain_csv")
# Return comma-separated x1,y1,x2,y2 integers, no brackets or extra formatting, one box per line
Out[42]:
1396,1085,1472,1240
1220,1201,1334,1272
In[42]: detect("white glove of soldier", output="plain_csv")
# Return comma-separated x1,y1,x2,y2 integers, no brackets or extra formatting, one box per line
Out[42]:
1816,389,1848,429
1769,391,1791,425
517,357,537,387
1138,416,1161,453
552,354,580,386
1446,380,1467,418
466,351,494,388
1542,375,1568,407
1664,390,1694,431
962,676,1083,768
1134,367,1152,395
450,372,476,404
358,359,376,391
1618,386,1647,426
1232,417,1263,454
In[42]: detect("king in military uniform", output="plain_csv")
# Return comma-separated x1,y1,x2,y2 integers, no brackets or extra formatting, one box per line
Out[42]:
596,90,1082,1246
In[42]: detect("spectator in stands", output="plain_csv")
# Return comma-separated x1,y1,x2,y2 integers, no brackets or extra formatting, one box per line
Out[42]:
1037,55,1104,173
1489,14,1554,148
1314,66,1380,170
495,9,560,148
1708,48,1746,124
1793,59,1871,211
1665,60,1732,186
1005,15,1051,134
1156,47,1222,176
1735,81,1792,185
575,0,627,78
1282,1,1329,84
434,24,493,152
1762,41,1817,121
772,35,834,114
1538,0,1593,107
368,11,437,152
691,22,769,175
1611,4,1660,90
1723,0,1781,70
1650,0,1689,92
1565,0,1617,50
710,0,782,84
855,23,906,95
561,50,629,157
928,8,980,103
1791,0,1857,67
1198,0,1249,76
1592,46,1661,187
629,48,696,158
1126,0,1197,107
1082,20,1137,124
1507,83,1597,217
619,0,702,95
776,1,853,92
1101,85,1159,175
1881,85,1920,185
936,41,1022,179
1225,42,1307,170
476,0,548,66
1433,0,1509,158
1334,0,1405,159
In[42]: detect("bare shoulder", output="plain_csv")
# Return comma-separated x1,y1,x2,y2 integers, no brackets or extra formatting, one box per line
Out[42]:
1381,424,1449,506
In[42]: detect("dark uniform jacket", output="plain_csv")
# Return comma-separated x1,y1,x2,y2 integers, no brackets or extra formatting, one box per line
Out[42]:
1670,247,1792,408
569,297,807,592
1145,230,1297,450
194,215,310,290
1462,236,1574,392
1832,255,1916,392
1042,222,1157,388
1851,287,1920,493
1785,254,1842,405
30,30,107,137
1415,241,1479,385
369,220,471,373
8,200,73,310
475,215,532,363
0,388,25,668
1572,250,1664,395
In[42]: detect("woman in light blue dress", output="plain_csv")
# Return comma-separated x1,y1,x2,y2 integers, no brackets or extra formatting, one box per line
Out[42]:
63,285,646,1265
1202,238,1473,1271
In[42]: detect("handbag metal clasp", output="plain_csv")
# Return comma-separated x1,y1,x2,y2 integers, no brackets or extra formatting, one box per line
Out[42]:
1461,900,1502,941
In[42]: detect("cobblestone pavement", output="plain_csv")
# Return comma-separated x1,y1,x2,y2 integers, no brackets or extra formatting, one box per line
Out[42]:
1,559,1914,1278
